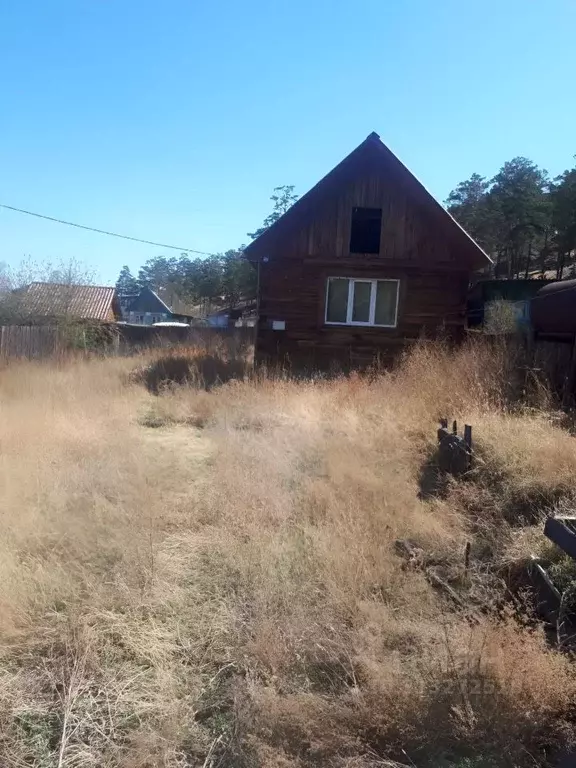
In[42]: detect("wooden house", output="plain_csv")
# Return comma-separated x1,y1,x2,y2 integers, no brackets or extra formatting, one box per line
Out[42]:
244,132,491,368
18,282,120,323
119,286,194,325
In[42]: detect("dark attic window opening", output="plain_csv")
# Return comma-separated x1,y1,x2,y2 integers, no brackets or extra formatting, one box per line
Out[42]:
349,207,382,254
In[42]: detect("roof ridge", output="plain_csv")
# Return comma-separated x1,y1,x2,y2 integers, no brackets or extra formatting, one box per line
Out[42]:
29,281,114,290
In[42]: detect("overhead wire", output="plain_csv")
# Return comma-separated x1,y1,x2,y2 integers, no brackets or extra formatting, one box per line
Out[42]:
0,203,218,256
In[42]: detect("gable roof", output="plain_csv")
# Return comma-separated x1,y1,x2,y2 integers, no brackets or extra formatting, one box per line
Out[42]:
124,287,196,318
125,286,173,315
21,282,117,321
244,132,491,269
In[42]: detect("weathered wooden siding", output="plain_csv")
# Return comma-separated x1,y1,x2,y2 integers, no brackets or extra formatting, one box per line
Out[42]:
258,265,468,367
256,163,469,368
265,161,457,265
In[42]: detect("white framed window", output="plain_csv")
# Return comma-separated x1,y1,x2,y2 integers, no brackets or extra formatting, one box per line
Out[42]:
325,277,399,328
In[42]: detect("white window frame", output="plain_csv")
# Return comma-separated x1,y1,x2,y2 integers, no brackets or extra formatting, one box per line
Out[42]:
325,277,400,328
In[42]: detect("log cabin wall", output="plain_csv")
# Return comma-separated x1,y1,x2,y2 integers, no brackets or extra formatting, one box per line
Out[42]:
255,161,470,369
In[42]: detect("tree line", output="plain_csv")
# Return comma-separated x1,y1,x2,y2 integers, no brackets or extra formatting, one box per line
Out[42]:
4,156,573,325
115,185,299,313
446,155,576,279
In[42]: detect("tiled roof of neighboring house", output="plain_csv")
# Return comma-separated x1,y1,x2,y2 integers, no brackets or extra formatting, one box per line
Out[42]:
21,282,117,321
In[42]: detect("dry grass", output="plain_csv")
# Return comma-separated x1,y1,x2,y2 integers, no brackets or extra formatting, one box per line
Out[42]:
0,342,575,767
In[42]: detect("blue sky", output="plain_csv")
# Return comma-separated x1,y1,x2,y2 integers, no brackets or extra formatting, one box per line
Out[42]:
1,0,574,284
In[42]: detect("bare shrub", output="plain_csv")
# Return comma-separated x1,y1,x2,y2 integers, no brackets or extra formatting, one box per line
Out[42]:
484,299,520,335
132,348,247,394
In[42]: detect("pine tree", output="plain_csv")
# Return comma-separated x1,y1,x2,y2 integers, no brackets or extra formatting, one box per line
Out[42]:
115,265,140,296
550,163,576,279
248,185,298,240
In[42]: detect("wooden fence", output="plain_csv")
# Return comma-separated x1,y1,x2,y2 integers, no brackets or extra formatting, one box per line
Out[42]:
0,325,62,360
0,324,256,362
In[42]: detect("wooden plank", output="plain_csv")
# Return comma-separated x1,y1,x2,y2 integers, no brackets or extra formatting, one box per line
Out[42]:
544,517,576,560
464,425,473,471
529,557,561,623
562,333,576,408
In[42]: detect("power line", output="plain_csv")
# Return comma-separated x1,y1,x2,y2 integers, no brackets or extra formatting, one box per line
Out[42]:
0,203,217,257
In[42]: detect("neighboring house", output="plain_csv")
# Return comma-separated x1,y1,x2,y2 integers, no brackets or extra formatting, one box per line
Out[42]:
18,282,119,322
118,291,140,319
204,302,258,328
244,132,491,368
467,278,555,328
205,308,230,328
119,286,194,325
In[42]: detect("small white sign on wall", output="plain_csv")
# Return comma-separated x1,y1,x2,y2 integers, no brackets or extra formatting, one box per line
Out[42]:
272,320,286,331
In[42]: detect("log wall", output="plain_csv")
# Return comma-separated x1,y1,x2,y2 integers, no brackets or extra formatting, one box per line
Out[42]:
256,161,470,368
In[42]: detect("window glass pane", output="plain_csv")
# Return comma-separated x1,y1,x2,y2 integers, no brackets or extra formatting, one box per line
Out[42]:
375,281,398,326
352,281,371,322
326,279,349,323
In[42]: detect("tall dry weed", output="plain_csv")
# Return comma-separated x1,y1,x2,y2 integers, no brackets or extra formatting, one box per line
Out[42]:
0,342,575,766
